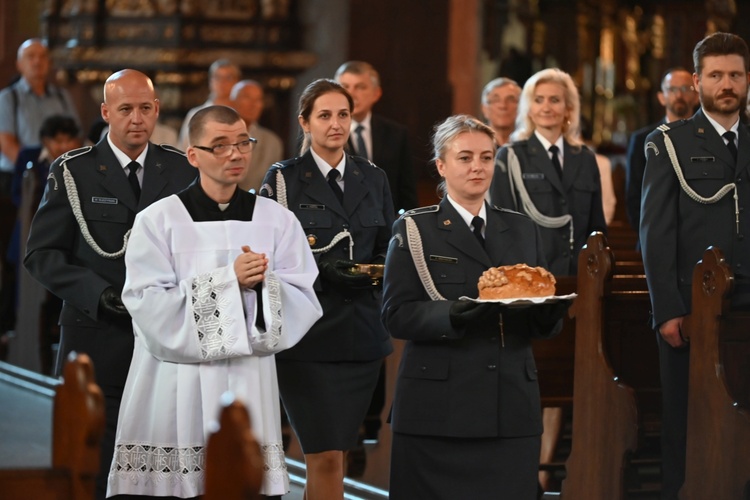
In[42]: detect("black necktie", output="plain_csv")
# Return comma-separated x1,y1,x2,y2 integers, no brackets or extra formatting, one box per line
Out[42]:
549,145,563,179
471,216,485,247
327,169,344,204
127,161,141,200
355,124,368,160
723,131,738,164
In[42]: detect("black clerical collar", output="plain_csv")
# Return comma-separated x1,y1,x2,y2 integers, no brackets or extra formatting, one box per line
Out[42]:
177,179,257,222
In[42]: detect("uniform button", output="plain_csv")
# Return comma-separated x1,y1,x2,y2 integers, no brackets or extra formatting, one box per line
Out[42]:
703,171,708,176
102,213,109,218
342,223,350,229
489,336,497,343
737,263,743,269
344,298,353,303
420,366,427,371
440,273,447,278
308,221,316,226
487,364,497,370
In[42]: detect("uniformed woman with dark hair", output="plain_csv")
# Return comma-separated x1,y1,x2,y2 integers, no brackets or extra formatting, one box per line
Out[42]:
382,114,568,499
260,78,394,500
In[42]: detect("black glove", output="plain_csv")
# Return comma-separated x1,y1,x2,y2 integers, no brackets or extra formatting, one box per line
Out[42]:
98,287,130,319
532,300,572,326
449,301,499,328
319,259,373,290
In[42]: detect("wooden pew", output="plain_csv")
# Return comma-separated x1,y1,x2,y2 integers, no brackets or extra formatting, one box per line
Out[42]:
534,230,655,492
681,247,750,500
560,232,641,499
0,353,104,500
204,395,264,500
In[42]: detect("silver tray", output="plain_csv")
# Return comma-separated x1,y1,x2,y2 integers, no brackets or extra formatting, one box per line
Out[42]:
458,293,577,306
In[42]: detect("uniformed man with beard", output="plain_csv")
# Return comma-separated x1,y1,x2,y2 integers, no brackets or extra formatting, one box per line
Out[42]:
640,32,750,500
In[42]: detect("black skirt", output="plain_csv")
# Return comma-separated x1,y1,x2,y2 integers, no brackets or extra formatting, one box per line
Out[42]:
276,358,381,454
389,432,541,500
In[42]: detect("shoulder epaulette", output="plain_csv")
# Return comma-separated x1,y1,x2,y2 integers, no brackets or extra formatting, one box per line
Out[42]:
490,204,530,218
156,143,187,156
272,157,302,170
401,205,439,218
59,145,93,163
349,154,378,169
657,119,689,134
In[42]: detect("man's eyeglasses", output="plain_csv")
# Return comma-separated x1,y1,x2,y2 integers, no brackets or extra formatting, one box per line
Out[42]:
486,96,519,105
664,85,695,95
193,138,257,157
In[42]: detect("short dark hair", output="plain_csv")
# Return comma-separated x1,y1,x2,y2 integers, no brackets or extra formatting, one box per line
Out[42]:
188,105,243,145
39,115,79,141
297,79,353,154
693,32,750,75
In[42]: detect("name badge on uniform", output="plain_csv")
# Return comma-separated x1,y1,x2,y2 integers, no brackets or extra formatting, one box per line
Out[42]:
690,156,715,162
522,173,545,180
91,196,118,205
299,203,326,210
430,255,458,264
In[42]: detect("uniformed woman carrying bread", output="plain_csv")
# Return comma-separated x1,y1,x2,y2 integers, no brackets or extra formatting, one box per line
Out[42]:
382,114,568,499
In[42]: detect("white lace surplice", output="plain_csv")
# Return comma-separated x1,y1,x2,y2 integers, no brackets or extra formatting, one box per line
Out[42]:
107,195,322,498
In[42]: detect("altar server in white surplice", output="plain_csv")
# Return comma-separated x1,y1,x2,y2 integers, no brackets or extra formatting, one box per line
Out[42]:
107,105,322,499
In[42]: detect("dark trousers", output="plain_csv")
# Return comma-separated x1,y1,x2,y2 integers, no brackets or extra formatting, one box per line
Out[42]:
656,332,690,500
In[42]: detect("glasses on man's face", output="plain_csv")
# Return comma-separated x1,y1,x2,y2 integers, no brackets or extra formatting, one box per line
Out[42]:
486,96,519,106
664,85,694,95
194,138,257,158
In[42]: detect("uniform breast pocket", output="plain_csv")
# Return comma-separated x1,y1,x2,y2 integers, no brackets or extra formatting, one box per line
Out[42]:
573,178,598,194
82,201,130,225
525,178,553,193
358,209,386,228
297,209,333,230
429,261,465,285
683,162,730,197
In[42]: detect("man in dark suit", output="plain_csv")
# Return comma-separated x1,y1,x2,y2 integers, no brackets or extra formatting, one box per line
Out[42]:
626,68,698,238
24,69,197,500
335,61,418,213
640,33,750,500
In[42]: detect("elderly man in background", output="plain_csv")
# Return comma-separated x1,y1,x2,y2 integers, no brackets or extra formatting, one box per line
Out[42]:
230,80,284,192
178,58,241,150
0,38,79,195
335,60,418,213
481,77,521,146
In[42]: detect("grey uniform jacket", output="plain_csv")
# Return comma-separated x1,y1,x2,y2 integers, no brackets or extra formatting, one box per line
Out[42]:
24,137,197,386
490,135,607,276
260,151,395,362
382,199,559,438
640,109,750,328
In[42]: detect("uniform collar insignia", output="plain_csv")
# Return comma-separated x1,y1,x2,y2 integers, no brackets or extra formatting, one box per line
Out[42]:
443,219,451,226
99,165,107,171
